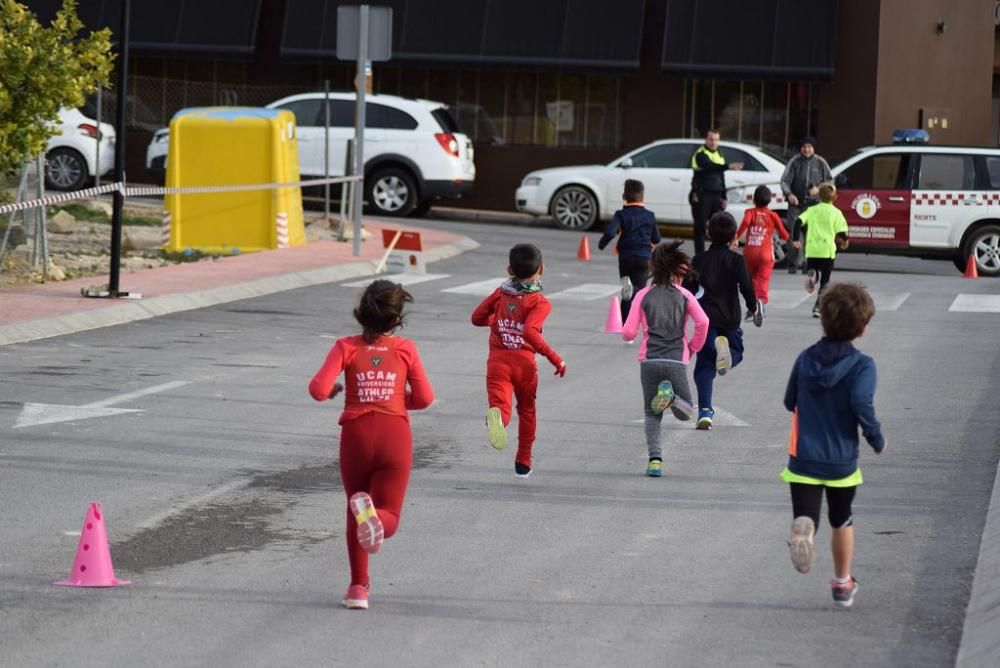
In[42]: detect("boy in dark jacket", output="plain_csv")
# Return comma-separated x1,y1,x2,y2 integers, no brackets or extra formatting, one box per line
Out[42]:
683,212,759,430
599,179,661,323
782,283,885,609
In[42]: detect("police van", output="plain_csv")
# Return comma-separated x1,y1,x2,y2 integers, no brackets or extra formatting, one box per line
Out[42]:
830,139,1000,276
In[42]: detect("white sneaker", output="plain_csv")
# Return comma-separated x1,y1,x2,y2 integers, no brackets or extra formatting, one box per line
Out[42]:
789,516,816,574
715,336,732,376
620,276,633,302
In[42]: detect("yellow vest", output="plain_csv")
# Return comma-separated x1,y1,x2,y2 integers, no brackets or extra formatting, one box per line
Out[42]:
691,146,725,170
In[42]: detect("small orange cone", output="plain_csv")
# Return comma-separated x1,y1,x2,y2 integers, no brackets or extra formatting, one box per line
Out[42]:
964,254,978,279
55,502,130,588
604,296,624,334
577,235,591,261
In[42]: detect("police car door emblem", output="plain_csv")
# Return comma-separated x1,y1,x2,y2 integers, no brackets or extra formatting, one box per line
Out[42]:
371,356,382,367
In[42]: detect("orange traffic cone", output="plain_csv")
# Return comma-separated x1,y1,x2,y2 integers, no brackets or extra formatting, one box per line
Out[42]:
55,502,130,588
577,235,591,261
964,254,978,279
604,296,624,334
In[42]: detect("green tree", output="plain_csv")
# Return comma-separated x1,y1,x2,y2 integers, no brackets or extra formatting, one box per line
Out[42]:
0,0,113,179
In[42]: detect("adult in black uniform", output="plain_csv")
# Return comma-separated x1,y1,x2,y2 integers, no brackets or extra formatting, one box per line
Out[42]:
689,130,744,256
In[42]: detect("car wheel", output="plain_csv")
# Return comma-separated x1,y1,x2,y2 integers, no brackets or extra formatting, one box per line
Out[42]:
550,186,598,231
45,148,89,191
366,168,417,217
959,224,1000,277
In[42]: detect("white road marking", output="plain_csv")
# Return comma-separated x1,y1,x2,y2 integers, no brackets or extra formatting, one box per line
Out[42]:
765,288,811,309
341,273,450,288
440,278,506,296
630,406,749,427
548,283,621,301
13,380,191,429
870,292,911,312
949,294,1000,313
136,477,252,531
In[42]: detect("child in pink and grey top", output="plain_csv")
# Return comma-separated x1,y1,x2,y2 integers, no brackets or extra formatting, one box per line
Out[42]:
622,241,709,476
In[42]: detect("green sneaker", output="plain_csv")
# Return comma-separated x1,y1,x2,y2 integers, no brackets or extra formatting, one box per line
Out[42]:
486,407,507,450
646,459,663,477
650,380,675,415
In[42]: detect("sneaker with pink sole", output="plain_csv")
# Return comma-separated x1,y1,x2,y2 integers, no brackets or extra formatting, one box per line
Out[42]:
349,492,384,554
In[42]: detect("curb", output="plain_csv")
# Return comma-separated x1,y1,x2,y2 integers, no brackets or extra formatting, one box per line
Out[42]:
957,456,1000,667
0,236,478,347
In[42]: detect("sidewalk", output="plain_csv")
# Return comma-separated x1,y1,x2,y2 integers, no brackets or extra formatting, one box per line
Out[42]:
0,219,477,347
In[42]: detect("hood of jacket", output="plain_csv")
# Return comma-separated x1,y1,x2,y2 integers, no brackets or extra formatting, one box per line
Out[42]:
799,339,863,390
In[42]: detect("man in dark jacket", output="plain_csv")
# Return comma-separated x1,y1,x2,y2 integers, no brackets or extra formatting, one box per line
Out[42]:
781,137,833,273
682,212,758,430
781,283,885,609
689,130,744,256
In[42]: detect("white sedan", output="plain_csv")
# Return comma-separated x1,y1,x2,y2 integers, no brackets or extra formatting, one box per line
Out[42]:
515,139,788,231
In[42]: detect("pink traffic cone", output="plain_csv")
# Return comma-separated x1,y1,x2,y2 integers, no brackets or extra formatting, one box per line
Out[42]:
55,502,130,588
604,295,624,334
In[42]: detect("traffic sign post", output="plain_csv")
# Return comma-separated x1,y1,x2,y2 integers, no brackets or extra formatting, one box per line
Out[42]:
336,5,392,257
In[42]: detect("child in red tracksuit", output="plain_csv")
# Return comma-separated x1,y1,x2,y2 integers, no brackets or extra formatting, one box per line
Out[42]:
309,280,434,611
737,185,789,321
471,244,566,478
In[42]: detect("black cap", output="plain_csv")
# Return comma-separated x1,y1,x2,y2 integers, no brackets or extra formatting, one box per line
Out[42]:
800,136,817,148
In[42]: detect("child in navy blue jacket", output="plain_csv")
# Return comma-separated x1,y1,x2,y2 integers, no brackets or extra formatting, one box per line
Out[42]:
782,283,886,609
598,179,661,323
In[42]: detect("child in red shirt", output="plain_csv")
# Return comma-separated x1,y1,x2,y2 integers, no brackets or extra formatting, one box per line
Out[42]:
309,280,434,610
737,185,789,320
471,244,566,478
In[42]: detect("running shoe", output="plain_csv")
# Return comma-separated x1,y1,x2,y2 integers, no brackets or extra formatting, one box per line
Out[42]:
696,407,714,430
486,407,507,450
514,462,532,478
744,309,754,322
804,269,818,294
812,303,821,318
646,459,663,477
789,516,816,574
715,336,732,376
349,492,384,554
650,380,675,415
620,276,633,302
831,576,859,609
342,583,369,610
672,396,696,421
753,305,764,328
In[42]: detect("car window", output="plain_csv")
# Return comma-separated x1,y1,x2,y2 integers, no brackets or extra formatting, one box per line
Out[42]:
368,103,418,130
324,100,355,127
720,147,766,172
431,107,461,133
917,154,975,190
837,154,913,190
277,99,322,127
630,144,696,168
985,157,1000,189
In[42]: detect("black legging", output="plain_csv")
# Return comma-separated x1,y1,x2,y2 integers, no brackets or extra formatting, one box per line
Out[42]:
619,255,649,322
790,483,856,531
690,191,724,256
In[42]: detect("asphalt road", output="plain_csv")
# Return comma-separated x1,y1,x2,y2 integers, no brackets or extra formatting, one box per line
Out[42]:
1,219,998,667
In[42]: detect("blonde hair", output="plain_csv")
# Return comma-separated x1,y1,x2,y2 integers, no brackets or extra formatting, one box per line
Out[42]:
818,182,837,203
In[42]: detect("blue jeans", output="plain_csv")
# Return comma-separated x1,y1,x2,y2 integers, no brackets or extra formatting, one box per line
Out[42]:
694,325,744,410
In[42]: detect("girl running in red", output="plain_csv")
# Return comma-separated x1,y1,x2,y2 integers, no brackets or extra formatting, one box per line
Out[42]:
736,185,789,321
308,280,434,610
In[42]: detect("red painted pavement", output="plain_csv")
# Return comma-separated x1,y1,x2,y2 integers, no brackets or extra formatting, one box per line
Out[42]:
0,221,464,327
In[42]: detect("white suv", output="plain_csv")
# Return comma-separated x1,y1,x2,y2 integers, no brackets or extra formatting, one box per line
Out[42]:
830,144,1000,276
146,93,476,217
45,107,116,191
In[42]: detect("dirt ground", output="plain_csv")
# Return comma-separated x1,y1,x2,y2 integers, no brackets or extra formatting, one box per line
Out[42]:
0,199,354,289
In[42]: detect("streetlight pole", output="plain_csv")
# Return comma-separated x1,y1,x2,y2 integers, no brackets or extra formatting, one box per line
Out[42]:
108,0,130,297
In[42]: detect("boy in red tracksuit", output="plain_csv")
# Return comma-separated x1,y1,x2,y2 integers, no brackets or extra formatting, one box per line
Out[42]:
471,244,566,478
309,280,434,610
737,185,789,321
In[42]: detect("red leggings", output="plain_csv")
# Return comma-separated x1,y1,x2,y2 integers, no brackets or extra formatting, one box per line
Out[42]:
486,353,538,467
339,412,412,586
744,253,774,304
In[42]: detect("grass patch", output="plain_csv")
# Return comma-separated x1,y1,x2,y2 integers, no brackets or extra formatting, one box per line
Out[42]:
48,202,161,227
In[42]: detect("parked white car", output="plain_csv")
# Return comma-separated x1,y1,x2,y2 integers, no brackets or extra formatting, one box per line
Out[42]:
830,143,1000,276
45,107,116,191
147,93,476,217
515,139,788,231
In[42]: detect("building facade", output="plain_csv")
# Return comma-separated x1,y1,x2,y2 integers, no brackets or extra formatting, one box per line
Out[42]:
27,0,998,211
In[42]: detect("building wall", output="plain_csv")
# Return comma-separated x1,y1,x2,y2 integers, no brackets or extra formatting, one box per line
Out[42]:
874,0,994,145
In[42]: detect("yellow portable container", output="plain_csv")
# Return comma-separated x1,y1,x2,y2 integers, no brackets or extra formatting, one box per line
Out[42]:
163,107,305,254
